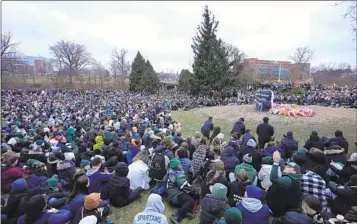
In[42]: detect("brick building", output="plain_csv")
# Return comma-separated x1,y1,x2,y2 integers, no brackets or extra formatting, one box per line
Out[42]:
244,58,310,81
34,60,46,74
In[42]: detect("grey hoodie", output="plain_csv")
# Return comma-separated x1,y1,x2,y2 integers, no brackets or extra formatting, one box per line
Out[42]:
133,194,168,224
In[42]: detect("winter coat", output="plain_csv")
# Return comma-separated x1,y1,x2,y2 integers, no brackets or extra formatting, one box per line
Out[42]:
236,198,270,224
279,211,313,224
127,160,151,190
71,206,103,224
153,145,174,161
1,165,25,193
201,174,229,198
192,144,207,176
231,121,245,135
200,194,230,224
227,180,248,207
178,158,192,175
262,146,282,158
93,136,104,151
3,189,27,221
330,163,357,185
279,137,298,159
303,136,325,150
17,209,71,224
109,170,131,207
86,168,112,195
324,145,347,164
238,146,262,172
221,146,239,175
326,136,349,154
241,133,256,147
256,122,274,144
127,144,140,165
201,120,213,137
67,193,87,217
28,174,47,188
258,164,281,190
329,182,357,215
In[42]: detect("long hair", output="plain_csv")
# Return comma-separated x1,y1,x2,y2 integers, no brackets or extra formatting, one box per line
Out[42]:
133,150,149,164
69,175,89,201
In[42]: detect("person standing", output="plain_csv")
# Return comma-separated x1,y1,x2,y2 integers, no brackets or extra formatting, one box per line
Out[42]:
256,117,274,149
201,116,214,139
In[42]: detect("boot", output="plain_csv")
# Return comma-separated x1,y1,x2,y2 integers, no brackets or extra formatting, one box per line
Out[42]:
169,213,183,224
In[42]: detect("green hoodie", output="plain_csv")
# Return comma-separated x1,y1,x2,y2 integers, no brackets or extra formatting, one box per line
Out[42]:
234,163,257,183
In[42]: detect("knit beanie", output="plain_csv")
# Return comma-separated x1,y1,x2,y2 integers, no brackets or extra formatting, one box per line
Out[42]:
84,193,100,210
115,162,129,177
296,148,308,155
311,131,318,137
12,178,28,192
47,177,58,188
350,174,357,186
246,185,264,200
243,153,253,164
79,215,98,224
80,160,91,168
36,140,44,146
287,162,301,174
27,159,40,168
169,158,181,169
54,151,65,161
224,208,243,224
209,183,228,199
262,156,273,165
247,139,257,148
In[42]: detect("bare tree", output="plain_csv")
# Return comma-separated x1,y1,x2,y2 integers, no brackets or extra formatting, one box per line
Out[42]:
49,40,93,84
110,48,131,79
92,60,107,89
334,1,357,40
289,47,314,81
1,32,20,73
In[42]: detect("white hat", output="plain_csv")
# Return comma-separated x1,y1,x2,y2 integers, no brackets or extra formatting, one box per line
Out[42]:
79,215,97,224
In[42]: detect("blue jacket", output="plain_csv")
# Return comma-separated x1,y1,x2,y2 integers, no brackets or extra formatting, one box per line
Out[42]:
29,174,47,188
282,211,312,224
236,198,270,224
221,146,239,173
86,168,113,194
17,209,71,224
231,121,245,135
201,120,213,136
178,158,192,175
67,193,86,217
279,137,298,159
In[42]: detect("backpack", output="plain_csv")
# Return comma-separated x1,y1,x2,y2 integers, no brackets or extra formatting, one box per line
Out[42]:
150,152,167,180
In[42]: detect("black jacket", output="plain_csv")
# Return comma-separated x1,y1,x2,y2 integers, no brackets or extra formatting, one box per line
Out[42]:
303,136,325,150
256,122,274,143
326,136,349,154
227,181,248,207
108,165,130,207
330,163,357,185
231,121,245,135
329,182,357,215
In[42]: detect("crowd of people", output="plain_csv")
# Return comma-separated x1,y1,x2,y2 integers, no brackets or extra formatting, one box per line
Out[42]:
0,88,356,224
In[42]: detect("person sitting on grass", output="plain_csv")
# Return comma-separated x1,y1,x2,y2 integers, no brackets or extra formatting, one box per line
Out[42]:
200,183,230,224
232,153,257,185
213,207,243,224
86,157,113,200
108,162,143,207
133,193,169,224
227,169,250,207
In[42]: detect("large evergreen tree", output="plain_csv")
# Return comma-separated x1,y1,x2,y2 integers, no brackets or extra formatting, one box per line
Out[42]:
178,69,193,92
191,5,230,95
129,51,159,93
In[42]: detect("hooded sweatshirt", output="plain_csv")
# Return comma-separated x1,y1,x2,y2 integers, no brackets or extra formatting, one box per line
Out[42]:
234,163,257,184
93,136,104,151
133,194,168,224
236,198,270,224
86,168,112,195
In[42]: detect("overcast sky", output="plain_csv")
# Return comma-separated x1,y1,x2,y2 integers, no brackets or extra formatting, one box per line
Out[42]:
2,1,356,72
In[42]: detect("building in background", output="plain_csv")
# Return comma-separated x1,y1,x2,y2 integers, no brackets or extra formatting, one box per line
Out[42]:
244,58,310,81
34,59,46,74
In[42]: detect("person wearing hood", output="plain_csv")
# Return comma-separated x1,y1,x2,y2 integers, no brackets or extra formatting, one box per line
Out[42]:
266,151,301,217
238,139,262,172
133,193,168,224
86,157,113,200
1,151,25,193
109,162,143,207
227,169,250,207
221,145,239,179
303,131,325,151
292,148,309,174
55,151,76,189
233,153,257,184
241,129,256,147
236,185,270,224
324,144,347,165
258,156,282,190
230,118,245,135
17,194,71,224
325,130,349,154
328,174,357,216
200,183,230,224
93,135,104,151
279,131,298,160
256,117,274,149
176,148,192,175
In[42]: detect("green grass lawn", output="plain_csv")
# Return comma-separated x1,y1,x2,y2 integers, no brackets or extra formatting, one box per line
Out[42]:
104,106,357,223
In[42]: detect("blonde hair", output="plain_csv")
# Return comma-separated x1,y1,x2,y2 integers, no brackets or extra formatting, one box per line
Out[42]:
133,151,150,164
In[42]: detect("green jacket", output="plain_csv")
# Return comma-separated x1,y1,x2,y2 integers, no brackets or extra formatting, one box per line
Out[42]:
234,162,257,183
